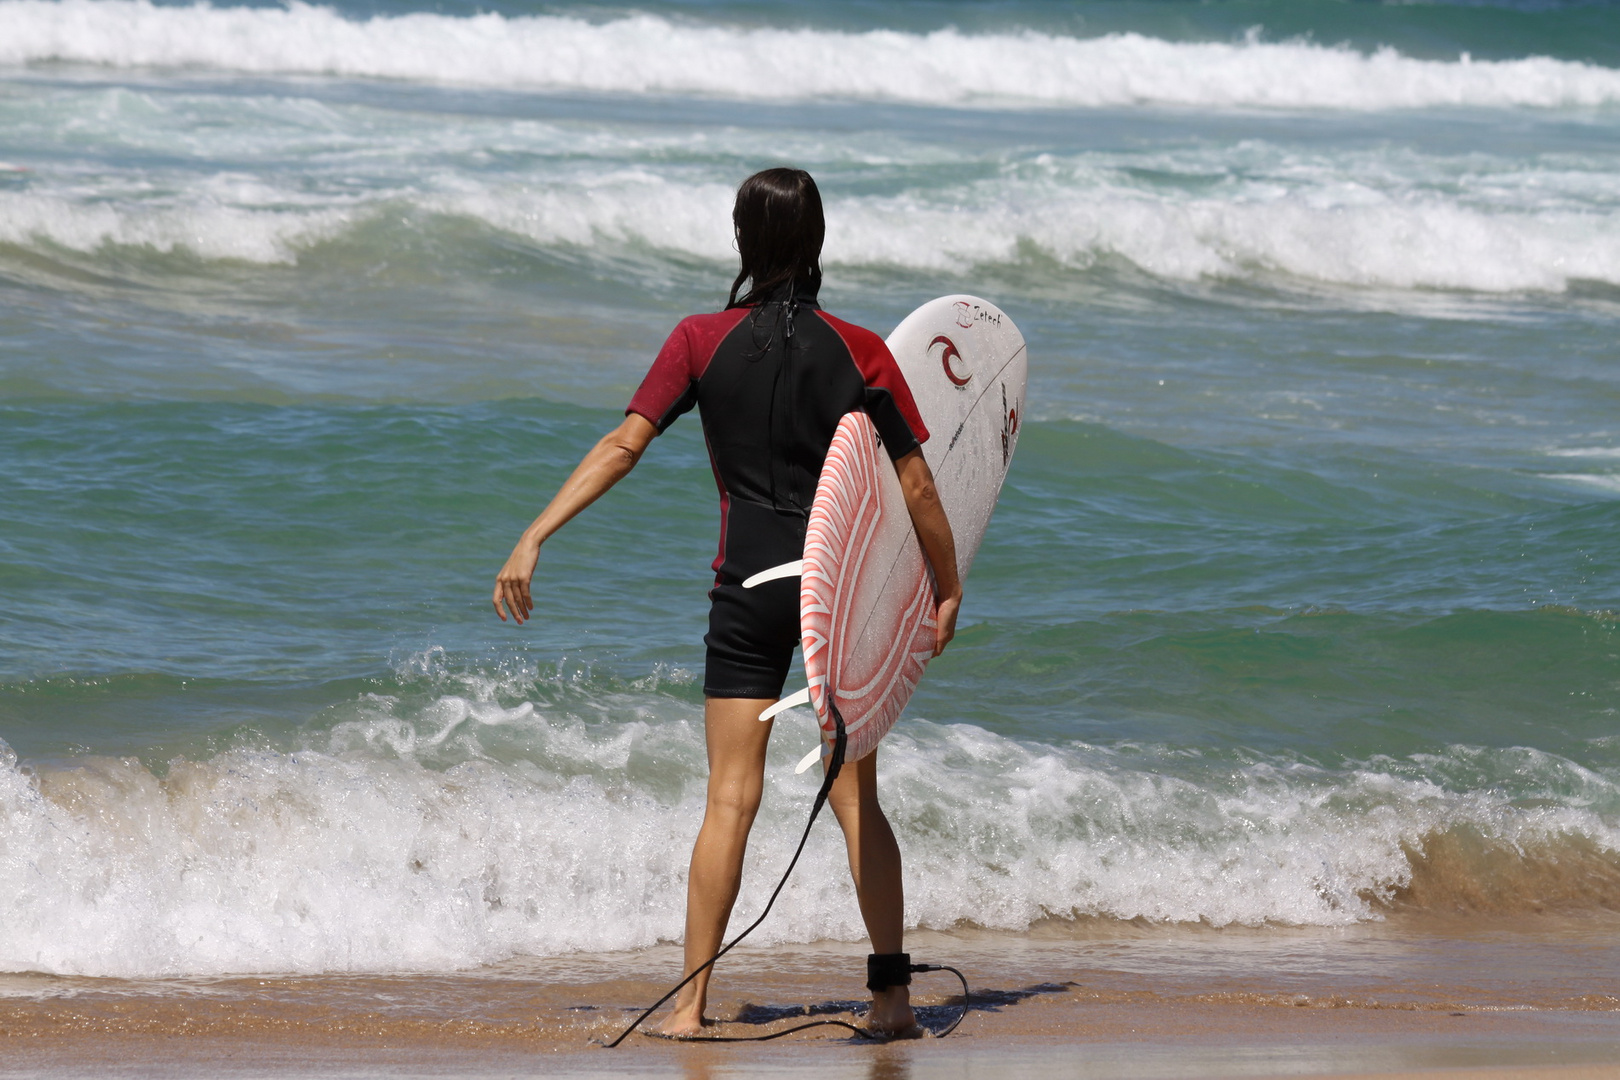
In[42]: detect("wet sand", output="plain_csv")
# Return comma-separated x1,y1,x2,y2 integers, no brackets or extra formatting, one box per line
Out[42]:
3,916,1617,1078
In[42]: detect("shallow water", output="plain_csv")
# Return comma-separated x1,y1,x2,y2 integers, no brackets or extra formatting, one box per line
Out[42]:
1,0,1618,979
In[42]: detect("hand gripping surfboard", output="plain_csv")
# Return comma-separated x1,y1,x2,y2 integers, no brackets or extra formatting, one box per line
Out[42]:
745,295,1028,770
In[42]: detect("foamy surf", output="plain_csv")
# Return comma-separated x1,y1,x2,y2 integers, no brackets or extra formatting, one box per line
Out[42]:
1,683,1615,978
5,1,1620,111
5,75,1619,295
6,177,1620,294
0,191,351,265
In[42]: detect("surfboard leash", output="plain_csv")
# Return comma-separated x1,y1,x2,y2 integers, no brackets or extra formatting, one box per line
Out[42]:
602,701,850,1048
630,961,969,1045
601,701,971,1047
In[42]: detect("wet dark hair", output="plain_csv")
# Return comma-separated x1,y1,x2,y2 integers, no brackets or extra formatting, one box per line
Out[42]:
727,168,825,308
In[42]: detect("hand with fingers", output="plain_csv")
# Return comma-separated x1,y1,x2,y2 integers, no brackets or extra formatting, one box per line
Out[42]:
933,591,961,657
493,537,540,623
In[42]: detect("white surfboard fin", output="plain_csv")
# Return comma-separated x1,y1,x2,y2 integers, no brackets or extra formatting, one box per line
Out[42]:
741,560,803,589
795,744,826,774
758,686,811,722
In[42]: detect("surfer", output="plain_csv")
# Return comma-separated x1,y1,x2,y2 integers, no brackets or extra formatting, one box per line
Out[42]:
494,168,960,1038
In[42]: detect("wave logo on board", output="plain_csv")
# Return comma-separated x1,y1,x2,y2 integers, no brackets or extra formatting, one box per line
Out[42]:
931,335,971,388
1000,382,1020,467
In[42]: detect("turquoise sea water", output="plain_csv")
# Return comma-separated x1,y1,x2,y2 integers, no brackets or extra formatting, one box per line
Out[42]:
1,0,1618,977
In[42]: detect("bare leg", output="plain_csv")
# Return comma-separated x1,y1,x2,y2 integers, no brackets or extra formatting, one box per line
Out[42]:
826,749,919,1036
658,696,775,1036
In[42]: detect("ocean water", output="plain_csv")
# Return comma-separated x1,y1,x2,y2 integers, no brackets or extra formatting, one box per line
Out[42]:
1,0,1618,981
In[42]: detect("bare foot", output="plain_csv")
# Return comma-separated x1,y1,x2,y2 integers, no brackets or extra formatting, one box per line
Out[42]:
865,986,924,1039
656,1007,709,1039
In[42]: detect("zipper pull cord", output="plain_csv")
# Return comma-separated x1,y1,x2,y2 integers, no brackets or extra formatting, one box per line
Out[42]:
782,287,800,507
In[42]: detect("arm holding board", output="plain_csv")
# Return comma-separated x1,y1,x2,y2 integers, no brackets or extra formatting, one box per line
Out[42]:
893,447,961,657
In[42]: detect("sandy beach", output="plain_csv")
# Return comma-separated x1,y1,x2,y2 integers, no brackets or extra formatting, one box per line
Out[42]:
4,918,1617,1078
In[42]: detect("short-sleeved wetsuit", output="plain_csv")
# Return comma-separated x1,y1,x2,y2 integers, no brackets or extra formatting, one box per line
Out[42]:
627,280,930,699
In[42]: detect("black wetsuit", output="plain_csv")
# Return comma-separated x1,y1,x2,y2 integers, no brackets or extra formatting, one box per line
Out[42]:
627,281,929,699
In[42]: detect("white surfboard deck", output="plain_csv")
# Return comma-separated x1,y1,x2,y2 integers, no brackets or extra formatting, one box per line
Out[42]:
896,297,1028,583
765,296,1026,767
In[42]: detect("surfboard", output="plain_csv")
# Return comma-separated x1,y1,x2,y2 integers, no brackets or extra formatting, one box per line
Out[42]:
749,295,1027,771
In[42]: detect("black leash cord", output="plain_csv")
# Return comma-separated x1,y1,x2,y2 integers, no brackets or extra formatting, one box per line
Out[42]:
643,1018,879,1043
644,965,970,1044
913,963,971,1038
603,702,849,1049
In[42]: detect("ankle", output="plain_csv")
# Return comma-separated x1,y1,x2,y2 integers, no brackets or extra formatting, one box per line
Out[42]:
870,985,910,1008
866,951,913,993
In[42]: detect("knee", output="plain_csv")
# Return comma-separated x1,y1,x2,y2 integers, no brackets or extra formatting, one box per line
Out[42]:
705,779,763,824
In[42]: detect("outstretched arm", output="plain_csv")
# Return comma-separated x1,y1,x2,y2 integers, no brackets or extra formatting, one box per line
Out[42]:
893,447,961,656
494,413,659,624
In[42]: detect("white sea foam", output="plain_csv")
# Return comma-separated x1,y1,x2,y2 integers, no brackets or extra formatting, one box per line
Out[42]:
0,697,1614,977
829,187,1620,292
0,190,349,263
10,174,1618,295
448,169,1620,292
3,63,1618,295
5,84,1619,292
5,0,1620,111
427,174,738,265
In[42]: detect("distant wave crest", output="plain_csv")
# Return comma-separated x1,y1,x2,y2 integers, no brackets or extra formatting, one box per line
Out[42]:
7,179,1620,295
4,0,1620,110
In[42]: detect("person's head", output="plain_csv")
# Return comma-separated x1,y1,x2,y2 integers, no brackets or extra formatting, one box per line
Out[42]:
728,168,824,308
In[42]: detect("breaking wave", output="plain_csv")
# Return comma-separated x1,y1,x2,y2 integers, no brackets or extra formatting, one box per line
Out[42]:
4,1,1620,111
6,177,1620,295
1,666,1615,977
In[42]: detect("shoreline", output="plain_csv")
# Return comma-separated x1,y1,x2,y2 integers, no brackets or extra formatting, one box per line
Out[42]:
3,988,1617,1079
4,920,1617,1077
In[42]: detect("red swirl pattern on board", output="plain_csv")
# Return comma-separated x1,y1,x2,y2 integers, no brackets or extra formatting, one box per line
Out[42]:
800,412,937,763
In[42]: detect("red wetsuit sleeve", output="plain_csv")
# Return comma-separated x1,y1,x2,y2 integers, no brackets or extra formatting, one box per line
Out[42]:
626,310,749,431
626,317,701,431
816,311,930,460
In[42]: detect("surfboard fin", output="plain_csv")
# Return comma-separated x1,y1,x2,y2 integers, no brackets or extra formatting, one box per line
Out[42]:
758,686,811,722
741,560,803,589
795,744,826,774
